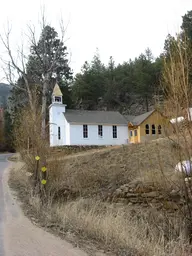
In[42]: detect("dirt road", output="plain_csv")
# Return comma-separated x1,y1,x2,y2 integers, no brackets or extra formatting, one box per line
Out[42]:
0,154,88,256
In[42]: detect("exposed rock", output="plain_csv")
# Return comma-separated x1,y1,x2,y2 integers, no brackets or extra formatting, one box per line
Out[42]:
121,184,129,188
135,186,153,194
170,189,180,195
129,198,143,204
141,203,149,207
141,191,160,198
116,199,128,204
151,199,158,203
122,187,129,193
163,201,179,211
114,189,122,196
125,193,139,198
134,183,154,193
150,202,163,210
110,181,185,213
158,195,164,200
127,180,142,189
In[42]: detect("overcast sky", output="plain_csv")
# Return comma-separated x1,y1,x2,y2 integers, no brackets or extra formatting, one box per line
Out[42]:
0,0,192,81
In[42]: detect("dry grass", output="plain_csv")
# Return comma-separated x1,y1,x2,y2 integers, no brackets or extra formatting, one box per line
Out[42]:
46,139,181,199
54,199,191,256
9,164,191,256
50,145,108,158
8,138,192,256
9,32,192,255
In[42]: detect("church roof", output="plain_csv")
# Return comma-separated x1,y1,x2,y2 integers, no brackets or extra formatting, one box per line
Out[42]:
52,83,63,96
124,110,155,126
123,115,136,122
64,109,128,125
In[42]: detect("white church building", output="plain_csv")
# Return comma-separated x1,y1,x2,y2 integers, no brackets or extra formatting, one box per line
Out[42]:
49,83,129,146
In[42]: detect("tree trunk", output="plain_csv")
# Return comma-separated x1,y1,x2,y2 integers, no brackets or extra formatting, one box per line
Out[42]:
41,74,49,139
23,76,34,112
40,74,50,201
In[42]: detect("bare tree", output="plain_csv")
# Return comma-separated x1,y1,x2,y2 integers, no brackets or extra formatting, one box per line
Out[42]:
0,13,71,139
162,34,192,241
0,25,34,112
0,14,71,200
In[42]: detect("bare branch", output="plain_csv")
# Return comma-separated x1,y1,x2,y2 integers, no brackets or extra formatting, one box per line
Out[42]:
26,24,44,67
40,4,47,30
17,40,27,74
0,29,24,76
0,26,35,110
0,62,26,92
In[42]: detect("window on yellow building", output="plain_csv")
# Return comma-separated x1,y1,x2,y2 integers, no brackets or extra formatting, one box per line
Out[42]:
158,125,162,134
152,124,156,134
134,130,137,136
130,131,133,137
145,124,149,135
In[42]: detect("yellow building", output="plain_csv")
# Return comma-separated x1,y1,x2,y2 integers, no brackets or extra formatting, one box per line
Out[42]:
124,110,171,143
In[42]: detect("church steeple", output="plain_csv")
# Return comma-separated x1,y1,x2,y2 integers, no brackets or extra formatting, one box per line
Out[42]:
52,83,63,104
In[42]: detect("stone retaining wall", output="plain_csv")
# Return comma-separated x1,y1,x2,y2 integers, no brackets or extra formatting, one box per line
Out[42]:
108,180,185,212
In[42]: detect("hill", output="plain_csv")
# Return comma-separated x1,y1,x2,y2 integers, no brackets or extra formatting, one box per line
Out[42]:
10,138,192,256
0,83,11,107
49,139,178,198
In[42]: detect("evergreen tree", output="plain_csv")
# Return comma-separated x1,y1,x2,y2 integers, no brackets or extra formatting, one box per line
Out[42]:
9,25,73,121
72,51,106,109
4,109,14,152
72,49,162,113
181,10,192,41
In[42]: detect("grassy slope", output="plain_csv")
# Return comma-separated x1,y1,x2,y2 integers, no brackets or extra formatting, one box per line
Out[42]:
9,139,191,256
48,138,179,199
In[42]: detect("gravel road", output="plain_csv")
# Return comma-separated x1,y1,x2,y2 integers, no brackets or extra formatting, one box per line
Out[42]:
0,154,88,256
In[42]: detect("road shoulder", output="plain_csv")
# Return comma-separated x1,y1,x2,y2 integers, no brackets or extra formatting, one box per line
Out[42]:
3,163,88,256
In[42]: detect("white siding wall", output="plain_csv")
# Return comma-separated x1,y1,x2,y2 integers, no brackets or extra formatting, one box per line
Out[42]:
49,104,67,147
69,124,128,145
49,103,129,146
65,120,71,145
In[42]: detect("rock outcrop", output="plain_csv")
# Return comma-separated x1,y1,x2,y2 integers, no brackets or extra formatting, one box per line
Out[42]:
107,180,185,212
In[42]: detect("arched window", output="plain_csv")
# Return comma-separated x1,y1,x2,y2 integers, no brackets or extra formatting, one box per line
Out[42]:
145,124,149,135
152,124,156,135
158,125,162,134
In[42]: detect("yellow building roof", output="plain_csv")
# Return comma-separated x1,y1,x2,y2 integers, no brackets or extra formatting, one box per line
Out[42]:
52,83,63,96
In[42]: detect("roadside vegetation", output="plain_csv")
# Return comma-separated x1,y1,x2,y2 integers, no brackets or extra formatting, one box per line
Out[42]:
9,98,192,256
6,9,192,256
9,135,192,256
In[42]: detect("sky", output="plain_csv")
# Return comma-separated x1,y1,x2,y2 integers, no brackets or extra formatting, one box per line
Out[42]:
0,0,192,82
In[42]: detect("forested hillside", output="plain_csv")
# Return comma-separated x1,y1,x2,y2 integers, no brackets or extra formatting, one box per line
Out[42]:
0,83,11,107
7,10,192,120
71,10,192,115
72,49,163,115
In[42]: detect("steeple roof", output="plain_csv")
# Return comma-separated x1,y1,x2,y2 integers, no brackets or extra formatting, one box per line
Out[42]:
52,83,63,96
